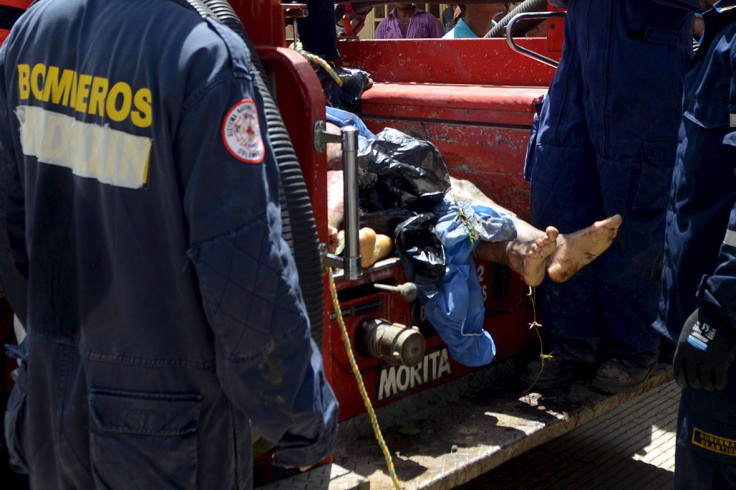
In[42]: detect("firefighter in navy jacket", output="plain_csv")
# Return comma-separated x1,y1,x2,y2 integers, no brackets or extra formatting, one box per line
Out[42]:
0,0,338,487
653,1,736,486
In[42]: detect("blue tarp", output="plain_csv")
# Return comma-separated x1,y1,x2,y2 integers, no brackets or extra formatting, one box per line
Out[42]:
420,196,516,367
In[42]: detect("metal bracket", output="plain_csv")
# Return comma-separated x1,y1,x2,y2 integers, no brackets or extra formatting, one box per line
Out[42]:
313,120,342,153
506,12,566,68
282,2,309,19
320,243,345,272
316,123,363,280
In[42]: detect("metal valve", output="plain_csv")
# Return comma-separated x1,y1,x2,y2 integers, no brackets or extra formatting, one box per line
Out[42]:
356,319,425,367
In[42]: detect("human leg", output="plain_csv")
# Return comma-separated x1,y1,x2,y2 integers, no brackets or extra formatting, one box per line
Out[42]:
587,0,692,391
527,46,607,374
474,215,622,287
452,177,622,287
524,0,691,391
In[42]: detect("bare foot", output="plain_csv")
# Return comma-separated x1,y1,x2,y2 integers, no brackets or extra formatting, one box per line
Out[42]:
506,226,559,287
546,215,623,283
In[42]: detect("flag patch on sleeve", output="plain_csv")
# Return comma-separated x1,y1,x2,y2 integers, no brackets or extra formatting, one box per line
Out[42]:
222,99,264,163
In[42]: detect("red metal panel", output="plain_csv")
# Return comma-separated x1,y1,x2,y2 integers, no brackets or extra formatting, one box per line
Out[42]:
337,38,557,86
0,0,32,46
257,47,328,239
362,118,537,219
359,82,546,220
360,83,546,128
229,0,285,49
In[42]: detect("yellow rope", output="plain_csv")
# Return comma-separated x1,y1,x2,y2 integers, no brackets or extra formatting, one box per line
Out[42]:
290,40,343,87
328,267,401,490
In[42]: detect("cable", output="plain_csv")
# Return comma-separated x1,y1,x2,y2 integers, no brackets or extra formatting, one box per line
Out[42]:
328,268,401,490
484,0,548,38
290,39,343,87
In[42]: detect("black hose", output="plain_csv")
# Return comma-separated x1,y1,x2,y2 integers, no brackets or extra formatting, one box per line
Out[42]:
484,0,548,38
187,0,324,346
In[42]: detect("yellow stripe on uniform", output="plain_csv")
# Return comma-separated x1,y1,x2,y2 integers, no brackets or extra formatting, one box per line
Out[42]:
17,106,152,189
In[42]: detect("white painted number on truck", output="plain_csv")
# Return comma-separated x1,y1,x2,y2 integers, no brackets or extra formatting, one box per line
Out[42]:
477,264,487,302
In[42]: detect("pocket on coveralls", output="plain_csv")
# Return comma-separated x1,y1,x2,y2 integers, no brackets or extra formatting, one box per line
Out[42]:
88,389,202,488
681,409,736,464
631,140,677,212
4,361,29,474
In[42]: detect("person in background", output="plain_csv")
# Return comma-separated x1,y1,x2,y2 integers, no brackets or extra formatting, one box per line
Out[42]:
442,2,506,38
654,0,736,487
441,3,460,32
522,0,695,393
0,0,338,487
298,0,339,59
374,3,444,39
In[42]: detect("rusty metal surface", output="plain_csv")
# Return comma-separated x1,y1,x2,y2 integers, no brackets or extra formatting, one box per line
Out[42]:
337,38,558,86
334,366,675,490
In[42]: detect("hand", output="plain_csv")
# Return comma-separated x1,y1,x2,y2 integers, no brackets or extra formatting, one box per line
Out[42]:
674,307,736,390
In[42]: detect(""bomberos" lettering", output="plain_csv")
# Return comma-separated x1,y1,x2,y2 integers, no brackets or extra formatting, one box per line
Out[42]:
17,63,152,128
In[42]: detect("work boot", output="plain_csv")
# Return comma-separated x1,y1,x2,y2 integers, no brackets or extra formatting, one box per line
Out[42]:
592,351,658,394
520,357,598,391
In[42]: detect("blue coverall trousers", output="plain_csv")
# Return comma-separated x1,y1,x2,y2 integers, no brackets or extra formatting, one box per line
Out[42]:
528,0,692,361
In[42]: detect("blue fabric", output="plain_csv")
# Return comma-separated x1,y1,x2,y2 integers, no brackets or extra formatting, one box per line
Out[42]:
0,0,338,487
441,19,477,39
326,106,375,153
653,5,736,484
528,0,693,361
654,0,736,342
420,196,516,367
523,95,544,182
655,0,703,11
676,364,736,488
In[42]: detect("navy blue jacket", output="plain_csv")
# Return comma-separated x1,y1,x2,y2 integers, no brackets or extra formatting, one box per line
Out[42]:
655,5,736,486
0,0,338,487
655,0,736,341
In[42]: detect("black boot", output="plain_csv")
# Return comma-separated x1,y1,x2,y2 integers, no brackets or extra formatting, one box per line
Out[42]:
521,356,598,391
592,350,658,394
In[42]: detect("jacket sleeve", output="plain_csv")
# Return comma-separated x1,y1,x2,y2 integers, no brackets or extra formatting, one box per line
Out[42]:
0,43,28,323
176,61,337,467
701,207,736,327
700,42,736,328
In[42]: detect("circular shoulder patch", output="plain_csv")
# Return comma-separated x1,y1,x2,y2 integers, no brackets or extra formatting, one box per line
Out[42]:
222,98,265,163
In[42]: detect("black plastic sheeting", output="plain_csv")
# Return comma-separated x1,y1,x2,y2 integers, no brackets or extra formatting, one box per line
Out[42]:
359,128,451,212
321,66,372,114
357,128,451,290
